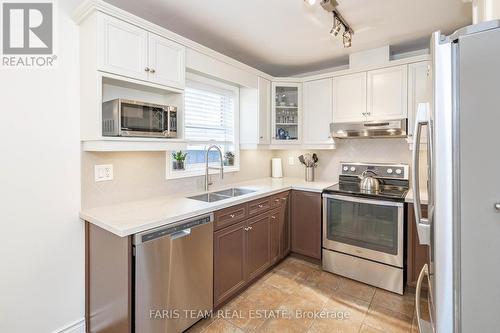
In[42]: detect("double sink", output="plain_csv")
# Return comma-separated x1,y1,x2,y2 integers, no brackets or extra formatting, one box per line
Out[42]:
188,188,256,203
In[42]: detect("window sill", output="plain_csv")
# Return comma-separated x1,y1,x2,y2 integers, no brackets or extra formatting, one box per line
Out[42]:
166,165,240,180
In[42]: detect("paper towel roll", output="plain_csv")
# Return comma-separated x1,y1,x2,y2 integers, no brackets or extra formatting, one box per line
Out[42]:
272,158,283,178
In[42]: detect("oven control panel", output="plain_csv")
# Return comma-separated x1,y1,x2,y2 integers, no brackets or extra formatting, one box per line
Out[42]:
340,163,409,180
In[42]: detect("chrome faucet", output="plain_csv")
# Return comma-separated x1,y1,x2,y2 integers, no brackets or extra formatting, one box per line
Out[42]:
205,145,224,191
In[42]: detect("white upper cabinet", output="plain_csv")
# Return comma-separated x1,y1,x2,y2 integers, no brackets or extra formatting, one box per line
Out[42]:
272,82,302,144
407,61,432,142
148,33,185,89
98,13,185,89
367,65,408,120
98,14,149,81
332,72,367,123
240,77,271,148
258,77,271,144
303,78,333,144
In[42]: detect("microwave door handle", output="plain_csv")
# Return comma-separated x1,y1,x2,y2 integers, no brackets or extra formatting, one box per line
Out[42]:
412,104,431,246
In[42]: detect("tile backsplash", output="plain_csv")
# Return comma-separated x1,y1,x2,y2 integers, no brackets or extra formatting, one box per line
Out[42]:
82,139,426,208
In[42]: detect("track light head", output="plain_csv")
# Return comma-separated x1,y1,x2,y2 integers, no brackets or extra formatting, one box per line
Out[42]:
343,31,352,48
330,15,342,36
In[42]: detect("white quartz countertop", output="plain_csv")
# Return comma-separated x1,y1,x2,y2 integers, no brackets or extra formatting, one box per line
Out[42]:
80,177,336,237
405,188,429,205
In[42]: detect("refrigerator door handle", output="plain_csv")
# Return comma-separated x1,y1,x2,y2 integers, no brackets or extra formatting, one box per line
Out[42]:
412,103,431,245
415,264,433,333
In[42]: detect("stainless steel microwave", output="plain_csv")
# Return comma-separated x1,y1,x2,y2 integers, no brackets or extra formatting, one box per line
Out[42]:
102,99,177,138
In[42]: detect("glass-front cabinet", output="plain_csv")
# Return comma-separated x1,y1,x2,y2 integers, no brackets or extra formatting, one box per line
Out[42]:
271,82,302,144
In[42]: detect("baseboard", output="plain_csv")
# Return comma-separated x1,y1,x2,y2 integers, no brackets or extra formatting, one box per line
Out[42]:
54,319,85,333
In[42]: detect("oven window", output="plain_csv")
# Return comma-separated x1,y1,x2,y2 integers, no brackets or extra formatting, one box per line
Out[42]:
121,103,165,132
326,198,399,255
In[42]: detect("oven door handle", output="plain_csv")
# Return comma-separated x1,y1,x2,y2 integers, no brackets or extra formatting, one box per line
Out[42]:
322,193,403,208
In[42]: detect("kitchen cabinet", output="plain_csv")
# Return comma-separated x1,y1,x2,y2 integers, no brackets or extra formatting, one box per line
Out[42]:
303,78,334,145
98,13,149,81
98,13,185,89
407,61,432,143
213,191,290,308
246,214,272,281
332,72,367,123
214,221,247,307
407,203,429,288
239,77,271,148
367,65,408,120
291,190,322,259
271,82,302,144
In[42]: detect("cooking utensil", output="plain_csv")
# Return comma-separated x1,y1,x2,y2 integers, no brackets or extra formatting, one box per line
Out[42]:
298,155,306,166
358,170,380,192
312,153,318,165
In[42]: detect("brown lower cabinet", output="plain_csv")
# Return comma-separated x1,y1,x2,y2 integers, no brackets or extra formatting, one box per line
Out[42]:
213,191,290,308
407,203,430,288
291,190,322,260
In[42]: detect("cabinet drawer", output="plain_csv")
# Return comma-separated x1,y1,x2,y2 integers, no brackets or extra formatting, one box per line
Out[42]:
248,198,272,217
214,204,247,231
271,192,289,208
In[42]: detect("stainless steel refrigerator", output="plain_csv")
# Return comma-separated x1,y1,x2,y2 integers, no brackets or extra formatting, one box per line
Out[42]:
412,20,500,332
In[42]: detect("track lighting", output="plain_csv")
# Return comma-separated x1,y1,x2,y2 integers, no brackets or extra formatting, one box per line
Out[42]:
343,31,352,48
330,15,342,37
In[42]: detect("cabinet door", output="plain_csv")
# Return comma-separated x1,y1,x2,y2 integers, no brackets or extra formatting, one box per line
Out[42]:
291,191,322,259
271,82,302,144
407,61,431,142
98,14,148,80
214,221,247,308
332,72,367,123
148,33,186,89
367,65,408,120
258,77,271,144
246,213,271,281
303,78,334,144
269,209,281,264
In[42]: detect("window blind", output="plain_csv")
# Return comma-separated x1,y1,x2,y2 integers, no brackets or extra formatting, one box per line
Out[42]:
184,83,235,143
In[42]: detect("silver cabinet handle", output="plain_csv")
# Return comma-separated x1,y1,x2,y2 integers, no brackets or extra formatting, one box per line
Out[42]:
230,214,235,218
150,68,156,74
275,199,280,202
145,67,150,72
271,216,276,219
281,198,287,201
412,103,431,246
258,204,264,208
244,227,249,231
495,203,500,211
260,136,264,139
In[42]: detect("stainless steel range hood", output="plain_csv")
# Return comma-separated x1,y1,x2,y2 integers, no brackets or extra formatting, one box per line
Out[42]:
330,119,407,139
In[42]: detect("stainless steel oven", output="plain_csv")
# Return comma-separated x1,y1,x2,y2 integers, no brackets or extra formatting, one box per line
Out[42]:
322,162,409,294
102,99,177,138
323,194,404,267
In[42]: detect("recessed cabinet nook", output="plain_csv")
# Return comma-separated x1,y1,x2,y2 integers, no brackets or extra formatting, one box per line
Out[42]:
75,2,431,153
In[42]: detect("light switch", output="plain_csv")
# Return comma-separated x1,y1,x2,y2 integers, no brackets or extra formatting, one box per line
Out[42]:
95,164,113,182
288,156,295,166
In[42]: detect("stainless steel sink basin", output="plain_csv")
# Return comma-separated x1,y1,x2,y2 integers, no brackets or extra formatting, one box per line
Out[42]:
187,188,256,203
213,188,256,197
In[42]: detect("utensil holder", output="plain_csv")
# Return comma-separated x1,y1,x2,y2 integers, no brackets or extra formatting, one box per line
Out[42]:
305,166,315,182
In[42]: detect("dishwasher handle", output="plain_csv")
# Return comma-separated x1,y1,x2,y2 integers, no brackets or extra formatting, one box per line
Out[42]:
133,213,213,245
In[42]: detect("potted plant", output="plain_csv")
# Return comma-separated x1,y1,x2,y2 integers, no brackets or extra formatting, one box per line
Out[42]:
224,151,235,166
172,150,187,170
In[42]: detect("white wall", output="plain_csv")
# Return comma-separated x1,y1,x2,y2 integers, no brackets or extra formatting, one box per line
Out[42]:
0,1,84,332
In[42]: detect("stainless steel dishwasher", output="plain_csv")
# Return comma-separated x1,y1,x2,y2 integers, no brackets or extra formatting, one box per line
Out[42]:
133,213,214,333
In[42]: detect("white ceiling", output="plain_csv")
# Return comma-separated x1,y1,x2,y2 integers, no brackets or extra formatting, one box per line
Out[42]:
104,0,472,76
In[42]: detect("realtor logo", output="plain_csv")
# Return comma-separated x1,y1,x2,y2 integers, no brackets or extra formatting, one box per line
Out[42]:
2,1,56,67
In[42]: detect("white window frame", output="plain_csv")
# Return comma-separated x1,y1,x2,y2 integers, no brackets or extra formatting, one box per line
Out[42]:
166,72,240,179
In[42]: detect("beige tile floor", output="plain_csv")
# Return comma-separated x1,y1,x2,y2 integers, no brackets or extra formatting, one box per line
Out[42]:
187,257,430,333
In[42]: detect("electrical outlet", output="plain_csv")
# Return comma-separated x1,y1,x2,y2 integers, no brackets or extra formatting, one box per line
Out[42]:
288,156,295,166
95,164,113,182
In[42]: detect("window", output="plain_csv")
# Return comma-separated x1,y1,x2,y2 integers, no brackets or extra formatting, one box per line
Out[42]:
167,73,239,179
